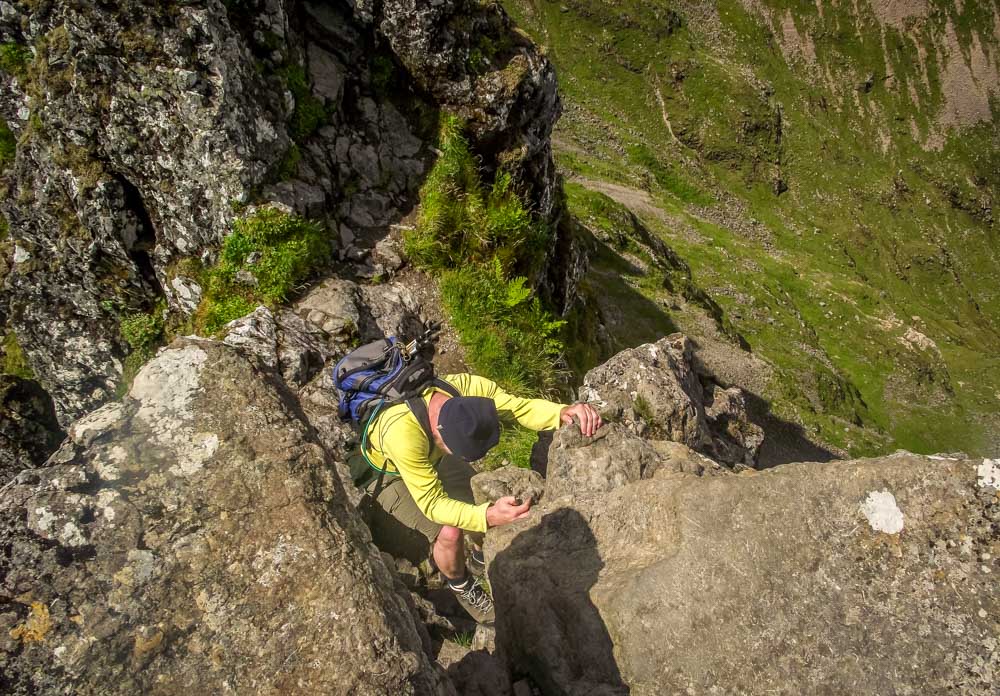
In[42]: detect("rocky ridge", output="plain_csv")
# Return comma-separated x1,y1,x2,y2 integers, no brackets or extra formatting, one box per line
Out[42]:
3,326,997,694
0,0,565,430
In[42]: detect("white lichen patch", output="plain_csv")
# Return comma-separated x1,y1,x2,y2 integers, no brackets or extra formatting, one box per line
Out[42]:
169,433,219,476
13,245,30,263
860,489,905,534
131,345,208,423
69,402,127,446
977,459,1000,490
59,522,88,547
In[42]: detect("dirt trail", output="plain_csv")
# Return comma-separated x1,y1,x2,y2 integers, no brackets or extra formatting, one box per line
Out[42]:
566,175,672,222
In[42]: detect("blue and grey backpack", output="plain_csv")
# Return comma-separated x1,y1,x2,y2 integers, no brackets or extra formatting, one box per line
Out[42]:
333,322,458,487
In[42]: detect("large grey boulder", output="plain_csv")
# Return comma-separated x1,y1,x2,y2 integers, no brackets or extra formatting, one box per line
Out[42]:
0,340,454,695
486,452,1000,695
580,334,764,468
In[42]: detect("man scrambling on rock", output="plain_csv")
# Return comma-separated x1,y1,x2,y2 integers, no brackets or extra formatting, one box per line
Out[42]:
353,373,601,623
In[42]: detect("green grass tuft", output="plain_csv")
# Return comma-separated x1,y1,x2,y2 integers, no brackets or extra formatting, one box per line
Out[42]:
2,331,34,380
281,64,328,141
0,119,15,170
274,143,301,181
406,115,550,275
193,207,330,336
441,258,565,397
118,305,166,391
0,42,31,80
480,422,541,471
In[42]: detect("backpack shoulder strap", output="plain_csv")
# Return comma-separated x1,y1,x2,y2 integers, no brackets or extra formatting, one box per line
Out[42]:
406,378,461,457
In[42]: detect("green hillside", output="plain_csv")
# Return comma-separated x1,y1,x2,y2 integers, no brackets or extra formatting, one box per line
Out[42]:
506,0,1000,457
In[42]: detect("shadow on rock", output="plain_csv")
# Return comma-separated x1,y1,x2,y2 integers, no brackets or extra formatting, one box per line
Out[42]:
490,508,628,696
742,391,841,467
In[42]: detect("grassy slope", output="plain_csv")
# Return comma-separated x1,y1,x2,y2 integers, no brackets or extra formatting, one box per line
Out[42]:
506,0,1000,456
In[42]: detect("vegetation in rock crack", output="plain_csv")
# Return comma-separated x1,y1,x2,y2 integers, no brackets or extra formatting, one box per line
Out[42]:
408,115,565,399
481,422,540,472
119,306,165,390
192,207,330,336
451,630,474,648
405,114,550,275
281,63,329,142
0,41,31,80
441,258,565,397
0,119,15,170
2,330,34,380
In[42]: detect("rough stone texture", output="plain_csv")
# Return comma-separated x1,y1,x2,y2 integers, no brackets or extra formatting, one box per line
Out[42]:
545,424,668,501
0,0,289,423
0,376,63,485
293,277,363,351
372,0,561,224
223,305,331,387
487,452,1000,695
0,340,454,695
579,334,764,468
470,466,546,506
298,365,363,507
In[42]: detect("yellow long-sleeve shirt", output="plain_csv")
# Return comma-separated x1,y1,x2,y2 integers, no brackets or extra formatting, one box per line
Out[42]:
364,373,565,533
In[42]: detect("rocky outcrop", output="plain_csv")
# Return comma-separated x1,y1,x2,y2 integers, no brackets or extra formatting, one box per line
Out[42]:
580,333,764,468
0,0,284,422
0,340,454,694
372,0,561,223
0,0,565,425
487,446,1000,695
0,376,63,485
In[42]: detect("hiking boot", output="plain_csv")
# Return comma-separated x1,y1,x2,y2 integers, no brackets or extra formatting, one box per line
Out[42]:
449,575,495,624
468,547,486,576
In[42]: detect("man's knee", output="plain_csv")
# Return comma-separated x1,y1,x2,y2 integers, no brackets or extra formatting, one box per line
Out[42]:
436,525,462,546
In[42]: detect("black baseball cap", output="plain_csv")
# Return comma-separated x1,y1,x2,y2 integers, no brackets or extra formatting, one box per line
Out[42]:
438,396,500,461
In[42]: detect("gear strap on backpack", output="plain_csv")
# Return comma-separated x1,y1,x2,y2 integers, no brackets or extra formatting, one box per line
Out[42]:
334,322,462,498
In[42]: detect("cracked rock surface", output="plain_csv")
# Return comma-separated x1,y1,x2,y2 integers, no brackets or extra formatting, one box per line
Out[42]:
0,340,454,695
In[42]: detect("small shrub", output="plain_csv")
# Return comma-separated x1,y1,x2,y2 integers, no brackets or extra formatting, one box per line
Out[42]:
440,258,565,397
193,207,330,336
0,42,31,80
120,310,164,353
119,307,165,390
0,119,15,170
406,115,548,275
2,331,33,379
281,64,327,141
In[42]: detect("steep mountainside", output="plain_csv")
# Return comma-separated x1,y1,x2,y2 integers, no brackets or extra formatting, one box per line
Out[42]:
503,0,1000,458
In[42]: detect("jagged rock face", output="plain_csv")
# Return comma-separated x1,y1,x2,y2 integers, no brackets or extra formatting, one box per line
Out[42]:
580,333,764,468
223,305,331,387
470,466,546,507
372,0,562,223
0,340,454,695
0,376,63,485
0,0,286,422
487,449,1000,695
544,423,726,501
1,0,566,425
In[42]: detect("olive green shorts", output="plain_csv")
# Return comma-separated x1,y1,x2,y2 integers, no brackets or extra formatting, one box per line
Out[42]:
362,454,482,548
